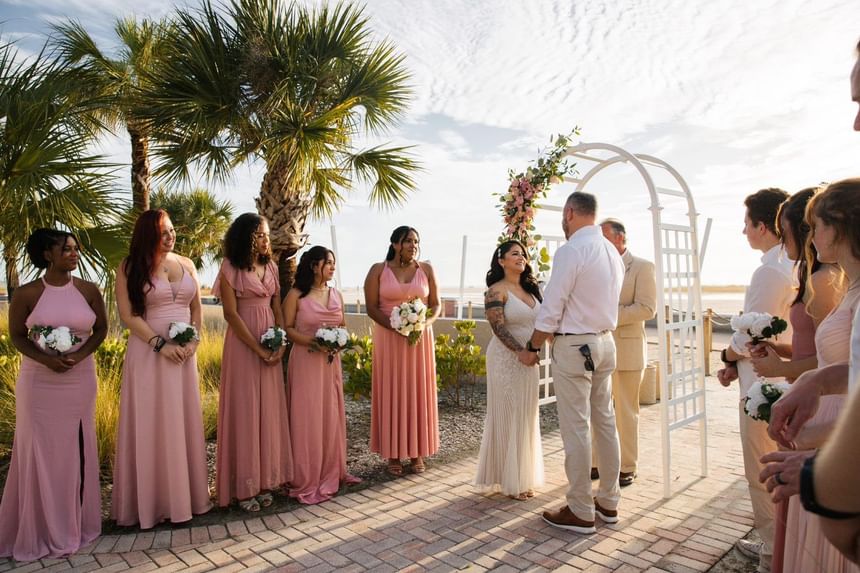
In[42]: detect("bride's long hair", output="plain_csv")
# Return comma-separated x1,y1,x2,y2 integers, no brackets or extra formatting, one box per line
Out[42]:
485,240,542,302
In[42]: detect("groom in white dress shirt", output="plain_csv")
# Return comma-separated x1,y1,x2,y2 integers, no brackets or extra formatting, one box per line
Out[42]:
519,191,625,534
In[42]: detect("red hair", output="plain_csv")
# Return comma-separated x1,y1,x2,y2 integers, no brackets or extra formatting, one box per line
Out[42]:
123,209,168,317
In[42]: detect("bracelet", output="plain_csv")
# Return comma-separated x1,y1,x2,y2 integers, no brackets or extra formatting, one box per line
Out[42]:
148,334,160,346
526,341,541,353
720,348,737,367
153,336,167,353
800,453,860,519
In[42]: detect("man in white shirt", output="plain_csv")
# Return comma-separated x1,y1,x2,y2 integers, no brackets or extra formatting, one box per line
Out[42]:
519,191,624,534
717,187,793,572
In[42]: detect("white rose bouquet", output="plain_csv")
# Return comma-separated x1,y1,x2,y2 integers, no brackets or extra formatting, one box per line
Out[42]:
29,325,81,354
730,311,788,352
168,322,199,346
389,298,429,346
260,326,288,351
744,378,791,422
314,326,351,363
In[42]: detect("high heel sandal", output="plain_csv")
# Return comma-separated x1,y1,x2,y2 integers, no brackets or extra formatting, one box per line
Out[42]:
508,492,529,501
410,457,425,474
239,498,261,512
256,492,274,508
386,459,403,477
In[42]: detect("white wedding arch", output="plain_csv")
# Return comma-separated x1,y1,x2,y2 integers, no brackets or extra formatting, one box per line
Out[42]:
536,141,708,498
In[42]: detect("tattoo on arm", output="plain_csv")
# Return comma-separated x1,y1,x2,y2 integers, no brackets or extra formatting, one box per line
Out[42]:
484,290,523,353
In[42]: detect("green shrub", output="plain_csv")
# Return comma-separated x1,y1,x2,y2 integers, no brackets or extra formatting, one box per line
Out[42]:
342,334,373,400
435,320,486,408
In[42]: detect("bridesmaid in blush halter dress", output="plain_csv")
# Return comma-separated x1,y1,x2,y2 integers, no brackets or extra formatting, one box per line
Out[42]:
284,246,361,504
112,210,212,528
214,214,291,512
364,226,441,477
0,229,107,561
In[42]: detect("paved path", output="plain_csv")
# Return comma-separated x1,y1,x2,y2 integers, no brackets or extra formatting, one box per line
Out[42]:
1,376,755,572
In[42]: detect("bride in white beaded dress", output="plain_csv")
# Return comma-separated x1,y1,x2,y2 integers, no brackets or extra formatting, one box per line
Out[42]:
475,240,545,500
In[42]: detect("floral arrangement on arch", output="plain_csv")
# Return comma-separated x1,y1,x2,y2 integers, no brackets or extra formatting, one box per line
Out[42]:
496,128,579,274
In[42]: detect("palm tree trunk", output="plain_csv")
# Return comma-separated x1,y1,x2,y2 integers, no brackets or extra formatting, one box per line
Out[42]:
3,246,20,302
256,163,312,298
128,125,151,213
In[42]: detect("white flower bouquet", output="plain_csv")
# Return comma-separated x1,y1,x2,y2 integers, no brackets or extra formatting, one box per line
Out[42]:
389,298,429,346
314,326,351,363
744,378,791,422
168,322,199,346
260,326,288,351
730,311,788,348
29,325,81,354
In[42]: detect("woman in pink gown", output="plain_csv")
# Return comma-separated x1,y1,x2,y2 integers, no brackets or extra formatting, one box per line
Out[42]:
364,226,441,477
284,246,360,504
0,229,107,561
112,210,212,528
213,213,291,511
749,189,842,573
778,188,860,573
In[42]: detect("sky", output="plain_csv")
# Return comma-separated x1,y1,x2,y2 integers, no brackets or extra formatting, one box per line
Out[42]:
1,0,859,291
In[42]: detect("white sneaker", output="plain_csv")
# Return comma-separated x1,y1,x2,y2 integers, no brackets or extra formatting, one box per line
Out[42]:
735,539,761,560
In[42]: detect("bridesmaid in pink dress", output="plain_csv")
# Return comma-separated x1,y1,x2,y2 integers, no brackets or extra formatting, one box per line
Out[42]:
112,210,212,528
778,190,860,573
0,229,107,561
213,214,291,512
284,246,361,504
749,189,842,573
363,226,441,477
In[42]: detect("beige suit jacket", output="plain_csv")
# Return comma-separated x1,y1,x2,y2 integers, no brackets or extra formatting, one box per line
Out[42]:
613,250,657,372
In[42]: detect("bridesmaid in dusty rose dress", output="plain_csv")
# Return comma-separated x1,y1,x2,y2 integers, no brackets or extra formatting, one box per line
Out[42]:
363,226,441,477
214,213,291,512
112,210,212,528
284,246,361,504
0,229,107,561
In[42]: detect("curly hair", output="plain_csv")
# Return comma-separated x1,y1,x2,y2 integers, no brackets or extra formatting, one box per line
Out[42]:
25,228,78,269
224,213,270,271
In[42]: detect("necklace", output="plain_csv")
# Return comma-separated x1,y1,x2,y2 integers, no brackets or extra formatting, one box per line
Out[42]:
311,285,328,291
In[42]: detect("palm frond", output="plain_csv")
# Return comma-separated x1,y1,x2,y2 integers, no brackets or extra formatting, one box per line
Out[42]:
348,145,421,210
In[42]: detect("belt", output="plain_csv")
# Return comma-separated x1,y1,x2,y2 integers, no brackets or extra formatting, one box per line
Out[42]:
554,330,610,336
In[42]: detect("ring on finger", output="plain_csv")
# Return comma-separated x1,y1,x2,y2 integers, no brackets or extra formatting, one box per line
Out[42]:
775,472,786,486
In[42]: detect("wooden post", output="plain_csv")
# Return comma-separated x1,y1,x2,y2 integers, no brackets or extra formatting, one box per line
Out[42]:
703,308,713,375
467,300,473,320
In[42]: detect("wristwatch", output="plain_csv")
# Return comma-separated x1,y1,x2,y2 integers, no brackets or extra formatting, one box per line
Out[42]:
720,348,737,367
800,453,860,519
526,341,541,353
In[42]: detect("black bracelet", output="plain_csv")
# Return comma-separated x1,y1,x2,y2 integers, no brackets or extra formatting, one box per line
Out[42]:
148,334,160,346
800,453,860,519
153,336,167,353
526,341,541,353
720,348,737,367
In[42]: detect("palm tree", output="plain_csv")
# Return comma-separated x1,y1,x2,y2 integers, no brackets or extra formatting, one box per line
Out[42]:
52,17,174,213
150,187,234,270
0,42,127,296
142,0,419,293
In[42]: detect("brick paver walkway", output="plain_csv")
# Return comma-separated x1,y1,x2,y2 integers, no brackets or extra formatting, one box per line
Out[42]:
0,376,754,572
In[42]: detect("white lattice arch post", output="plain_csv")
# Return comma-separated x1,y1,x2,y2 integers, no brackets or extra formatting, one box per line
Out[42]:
538,141,707,498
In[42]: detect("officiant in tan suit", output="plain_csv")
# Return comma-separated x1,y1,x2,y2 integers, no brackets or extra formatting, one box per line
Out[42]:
593,219,656,487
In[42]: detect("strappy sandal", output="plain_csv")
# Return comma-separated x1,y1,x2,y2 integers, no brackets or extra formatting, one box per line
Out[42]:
410,457,426,474
526,490,536,498
386,459,403,477
256,492,274,508
239,498,260,512
508,492,529,501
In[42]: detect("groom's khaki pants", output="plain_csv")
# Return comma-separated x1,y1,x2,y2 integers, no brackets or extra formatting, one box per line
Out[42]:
552,332,621,521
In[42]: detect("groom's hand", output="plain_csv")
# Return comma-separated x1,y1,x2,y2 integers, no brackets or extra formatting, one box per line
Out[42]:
517,349,538,366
